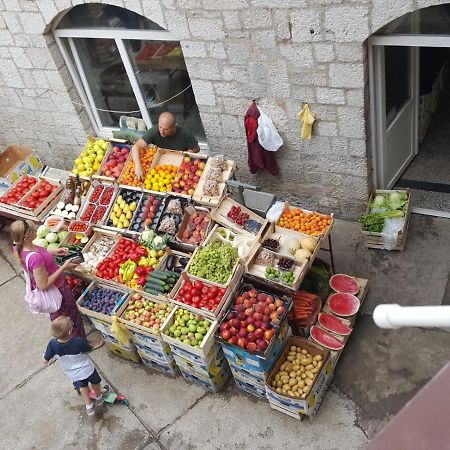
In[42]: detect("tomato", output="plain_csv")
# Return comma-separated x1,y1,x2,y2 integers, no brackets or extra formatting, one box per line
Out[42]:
194,281,204,290
183,292,192,301
192,295,201,304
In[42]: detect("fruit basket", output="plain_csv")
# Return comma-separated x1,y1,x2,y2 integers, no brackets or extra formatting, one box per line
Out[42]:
71,136,110,178
161,306,219,358
76,280,130,323
277,201,334,239
192,156,235,206
116,291,174,337
170,153,207,197
169,269,241,320
129,192,165,233
119,145,158,188
211,195,267,239
94,142,131,181
176,205,212,250
104,188,143,232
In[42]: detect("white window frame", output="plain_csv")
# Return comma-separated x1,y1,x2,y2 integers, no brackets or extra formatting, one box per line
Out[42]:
53,26,206,146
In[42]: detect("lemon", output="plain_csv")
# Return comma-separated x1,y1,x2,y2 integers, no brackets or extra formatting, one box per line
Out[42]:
75,157,82,165
110,213,115,220
119,213,126,222
101,142,109,150
149,250,157,258
149,257,157,265
93,162,100,171
93,144,101,152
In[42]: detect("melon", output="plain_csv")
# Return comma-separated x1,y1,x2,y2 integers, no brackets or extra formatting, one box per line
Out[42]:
318,313,352,336
310,326,344,351
329,274,360,295
328,293,360,317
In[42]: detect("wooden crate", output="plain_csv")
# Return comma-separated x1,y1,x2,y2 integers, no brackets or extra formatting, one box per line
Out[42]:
92,141,131,182
192,158,235,206
118,145,158,189
150,148,184,169
175,204,212,250
361,189,411,251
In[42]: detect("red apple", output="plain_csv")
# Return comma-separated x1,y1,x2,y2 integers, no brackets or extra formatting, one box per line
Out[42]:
257,293,267,302
227,336,237,345
221,330,231,340
243,299,253,309
238,328,248,338
244,307,254,316
275,298,284,308
246,342,257,352
247,332,256,342
254,329,264,339
231,318,240,328
219,322,229,332
237,338,246,349
248,289,258,298
257,339,268,352
246,316,255,325
277,306,286,315
242,292,250,300
229,326,238,336
264,329,275,341
235,296,244,305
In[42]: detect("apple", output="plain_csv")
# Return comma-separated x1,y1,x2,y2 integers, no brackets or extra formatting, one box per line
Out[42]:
254,328,264,339
221,330,231,340
237,338,246,349
246,342,257,352
238,328,248,338
247,324,255,333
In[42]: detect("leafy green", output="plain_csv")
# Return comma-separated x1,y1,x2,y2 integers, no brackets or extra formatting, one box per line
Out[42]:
360,210,405,232
370,194,386,209
387,191,408,211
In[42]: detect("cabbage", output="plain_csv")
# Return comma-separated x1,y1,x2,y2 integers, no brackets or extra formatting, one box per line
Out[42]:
45,232,58,243
47,243,60,251
33,238,48,248
388,191,408,211
370,194,386,209
36,225,50,239
57,230,68,242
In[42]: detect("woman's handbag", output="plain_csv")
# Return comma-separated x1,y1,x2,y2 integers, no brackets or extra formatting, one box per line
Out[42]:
23,252,62,314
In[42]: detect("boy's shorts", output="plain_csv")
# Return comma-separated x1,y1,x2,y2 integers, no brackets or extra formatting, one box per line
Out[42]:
73,368,101,388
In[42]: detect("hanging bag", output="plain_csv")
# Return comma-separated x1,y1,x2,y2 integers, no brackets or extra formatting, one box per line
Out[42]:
23,252,62,314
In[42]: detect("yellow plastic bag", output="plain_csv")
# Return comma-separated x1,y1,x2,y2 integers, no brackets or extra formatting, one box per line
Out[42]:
299,103,316,140
110,316,133,347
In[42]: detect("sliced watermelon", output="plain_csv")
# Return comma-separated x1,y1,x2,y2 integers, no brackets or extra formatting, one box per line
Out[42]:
328,293,360,317
310,326,344,351
318,313,352,336
329,274,360,295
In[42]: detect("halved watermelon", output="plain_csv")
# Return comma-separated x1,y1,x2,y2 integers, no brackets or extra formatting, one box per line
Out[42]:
328,293,360,317
329,274,360,295
318,313,352,336
310,326,344,351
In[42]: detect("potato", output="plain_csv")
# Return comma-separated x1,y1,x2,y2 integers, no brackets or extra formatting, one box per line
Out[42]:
300,394,306,399
305,364,314,371
298,379,305,388
282,384,290,391
287,355,295,361
301,357,313,366
299,366,305,373
289,378,296,386
306,371,315,380
301,373,307,379
277,380,283,388
279,371,287,377
303,386,310,394
280,363,287,371
292,384,299,391
311,367,319,374
272,381,277,387
288,390,294,397
317,361,322,368
290,346,297,352
289,371,297,378
313,354,323,361
301,349,308,355
296,346,303,352
282,377,289,384
295,392,302,398
282,389,287,394
288,351,296,356
286,363,293,372
305,378,313,386
276,388,282,394
275,374,280,381
293,364,300,371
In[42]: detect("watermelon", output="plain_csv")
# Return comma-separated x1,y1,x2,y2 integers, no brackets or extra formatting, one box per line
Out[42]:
318,313,352,336
310,326,344,351
328,293,360,317
329,274,360,295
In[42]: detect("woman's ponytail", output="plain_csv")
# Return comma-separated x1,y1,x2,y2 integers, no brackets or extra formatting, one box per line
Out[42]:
10,220,29,265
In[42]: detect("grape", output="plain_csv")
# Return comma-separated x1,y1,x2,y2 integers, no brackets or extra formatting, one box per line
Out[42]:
188,240,238,284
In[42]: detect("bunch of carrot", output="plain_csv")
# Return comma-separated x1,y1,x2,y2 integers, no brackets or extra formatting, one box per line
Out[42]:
290,290,320,321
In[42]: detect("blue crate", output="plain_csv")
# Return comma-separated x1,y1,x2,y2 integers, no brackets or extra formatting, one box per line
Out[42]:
135,342,173,364
140,354,179,377
100,332,136,351
130,329,167,350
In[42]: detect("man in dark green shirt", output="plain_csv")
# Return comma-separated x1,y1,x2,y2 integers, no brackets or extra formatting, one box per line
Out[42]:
131,112,199,180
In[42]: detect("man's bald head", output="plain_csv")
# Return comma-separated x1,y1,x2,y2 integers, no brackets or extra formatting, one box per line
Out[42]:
158,112,177,137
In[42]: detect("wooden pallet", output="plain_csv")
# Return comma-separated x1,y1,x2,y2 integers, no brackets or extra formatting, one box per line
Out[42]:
361,189,411,251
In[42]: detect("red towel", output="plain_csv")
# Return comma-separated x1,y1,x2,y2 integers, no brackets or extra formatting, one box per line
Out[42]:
244,102,278,176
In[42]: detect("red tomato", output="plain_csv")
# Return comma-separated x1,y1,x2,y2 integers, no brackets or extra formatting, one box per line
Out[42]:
194,281,204,290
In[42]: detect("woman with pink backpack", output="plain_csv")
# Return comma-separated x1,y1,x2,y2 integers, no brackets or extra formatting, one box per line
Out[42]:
10,219,86,338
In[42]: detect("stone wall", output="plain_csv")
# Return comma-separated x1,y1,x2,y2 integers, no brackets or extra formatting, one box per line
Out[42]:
0,0,445,218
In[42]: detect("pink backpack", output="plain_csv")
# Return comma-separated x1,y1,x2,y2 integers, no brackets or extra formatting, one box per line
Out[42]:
23,252,62,314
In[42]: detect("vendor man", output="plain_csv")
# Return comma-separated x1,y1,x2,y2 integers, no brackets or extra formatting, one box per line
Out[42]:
131,112,199,179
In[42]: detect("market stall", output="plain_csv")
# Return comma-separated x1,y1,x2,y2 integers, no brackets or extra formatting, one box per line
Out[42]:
0,136,377,420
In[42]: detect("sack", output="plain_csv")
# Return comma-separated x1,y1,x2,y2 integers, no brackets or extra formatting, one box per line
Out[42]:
257,107,283,152
23,252,62,314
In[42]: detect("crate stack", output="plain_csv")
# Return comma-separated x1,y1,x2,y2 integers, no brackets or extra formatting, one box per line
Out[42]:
161,306,230,392
220,321,289,400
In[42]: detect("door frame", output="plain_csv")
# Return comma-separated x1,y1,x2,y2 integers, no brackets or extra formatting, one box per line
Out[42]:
368,34,450,216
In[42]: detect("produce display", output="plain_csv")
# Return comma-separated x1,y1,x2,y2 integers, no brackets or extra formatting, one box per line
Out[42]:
122,292,172,330
269,345,324,398
20,180,57,210
68,221,89,233
277,257,294,271
0,175,37,205
214,226,256,259
99,144,130,178
52,201,79,219
143,270,180,296
174,278,226,312
278,208,333,237
120,146,157,187
329,274,360,295
318,313,352,336
130,193,164,232
82,286,124,315
262,238,280,252
287,236,316,264
310,326,344,351
265,267,281,281
255,248,275,266
328,293,360,317
187,240,238,285
79,185,115,224
290,291,321,324
360,191,408,233
144,164,178,192
72,138,109,177
227,205,251,227
244,219,262,234
32,225,68,251
171,156,205,195
77,235,116,274
60,232,90,253
108,190,141,230
180,211,210,245
164,308,212,347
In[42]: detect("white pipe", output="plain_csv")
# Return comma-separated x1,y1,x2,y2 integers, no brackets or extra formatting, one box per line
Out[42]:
373,304,450,329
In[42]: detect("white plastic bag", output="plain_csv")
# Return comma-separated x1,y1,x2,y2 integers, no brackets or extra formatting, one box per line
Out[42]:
266,201,285,222
381,218,405,250
257,108,283,152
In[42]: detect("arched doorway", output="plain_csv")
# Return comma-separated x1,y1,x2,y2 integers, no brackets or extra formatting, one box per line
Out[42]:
369,4,450,216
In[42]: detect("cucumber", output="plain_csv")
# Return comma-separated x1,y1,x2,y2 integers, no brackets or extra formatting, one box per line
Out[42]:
146,280,166,291
144,287,163,296
151,271,170,280
147,276,166,286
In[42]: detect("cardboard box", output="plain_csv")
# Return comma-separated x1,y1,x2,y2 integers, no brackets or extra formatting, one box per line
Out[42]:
104,341,141,363
140,354,179,376
234,379,268,400
130,328,168,351
173,347,226,379
0,145,42,191
100,331,136,351
265,336,333,418
229,364,267,389
135,341,174,365
180,364,231,392
170,342,221,365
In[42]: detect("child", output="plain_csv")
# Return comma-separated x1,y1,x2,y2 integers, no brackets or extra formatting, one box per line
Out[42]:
43,316,104,416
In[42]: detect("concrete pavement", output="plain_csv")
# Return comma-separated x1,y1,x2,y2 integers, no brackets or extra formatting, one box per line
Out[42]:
1,215,450,449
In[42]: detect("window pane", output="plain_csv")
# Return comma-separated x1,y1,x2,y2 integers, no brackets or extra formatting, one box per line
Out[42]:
58,4,164,31
73,38,140,128
385,46,410,125
124,40,206,141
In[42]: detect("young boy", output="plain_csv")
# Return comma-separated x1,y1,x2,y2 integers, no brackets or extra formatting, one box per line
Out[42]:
43,316,104,416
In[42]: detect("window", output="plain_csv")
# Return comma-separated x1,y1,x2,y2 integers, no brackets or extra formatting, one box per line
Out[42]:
53,4,206,142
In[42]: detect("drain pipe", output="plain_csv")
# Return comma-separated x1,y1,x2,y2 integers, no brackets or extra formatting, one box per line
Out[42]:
373,304,450,329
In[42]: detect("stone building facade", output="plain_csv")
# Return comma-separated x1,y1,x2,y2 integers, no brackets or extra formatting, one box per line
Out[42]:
0,0,444,218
